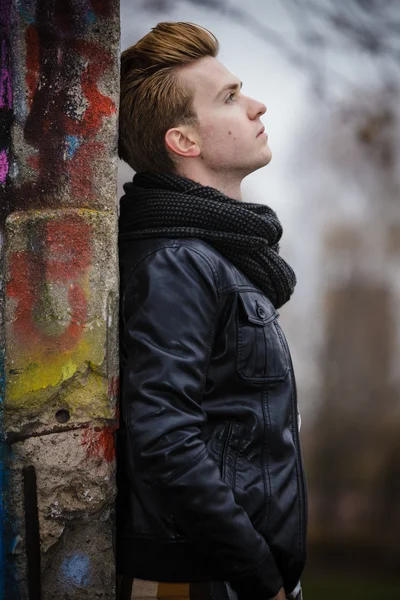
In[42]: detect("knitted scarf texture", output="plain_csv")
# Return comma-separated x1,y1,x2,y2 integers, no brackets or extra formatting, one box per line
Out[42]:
119,172,296,308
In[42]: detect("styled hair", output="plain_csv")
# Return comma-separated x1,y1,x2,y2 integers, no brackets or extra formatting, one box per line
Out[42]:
119,22,219,173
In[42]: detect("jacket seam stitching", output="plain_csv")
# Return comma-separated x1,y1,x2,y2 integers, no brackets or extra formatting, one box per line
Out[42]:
159,448,209,486
178,244,221,294
177,245,223,384
264,387,272,532
121,243,180,325
122,243,221,325
260,386,271,533
220,284,260,294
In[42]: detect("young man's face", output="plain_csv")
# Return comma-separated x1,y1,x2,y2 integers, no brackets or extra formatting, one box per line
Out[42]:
178,56,272,178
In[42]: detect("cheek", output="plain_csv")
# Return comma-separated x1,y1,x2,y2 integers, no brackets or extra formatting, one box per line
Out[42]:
199,125,222,153
201,123,240,149
198,118,246,163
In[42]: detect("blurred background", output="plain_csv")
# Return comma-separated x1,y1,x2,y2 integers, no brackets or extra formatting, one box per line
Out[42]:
118,1,400,598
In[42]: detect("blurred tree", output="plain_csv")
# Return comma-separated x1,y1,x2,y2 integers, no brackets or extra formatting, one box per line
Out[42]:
140,0,400,102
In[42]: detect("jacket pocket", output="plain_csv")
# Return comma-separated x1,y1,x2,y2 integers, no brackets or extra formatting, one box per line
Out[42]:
236,291,289,383
220,421,246,491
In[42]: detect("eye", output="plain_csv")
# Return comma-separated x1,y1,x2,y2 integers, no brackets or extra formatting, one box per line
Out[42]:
226,92,236,103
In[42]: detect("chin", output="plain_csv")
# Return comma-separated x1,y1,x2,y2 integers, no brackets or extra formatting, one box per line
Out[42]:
264,145,272,164
253,148,272,172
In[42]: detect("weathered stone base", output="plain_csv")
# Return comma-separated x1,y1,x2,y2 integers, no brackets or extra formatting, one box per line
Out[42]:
8,428,116,599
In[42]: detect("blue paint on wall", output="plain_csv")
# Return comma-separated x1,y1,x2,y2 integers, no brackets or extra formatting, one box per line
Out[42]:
18,0,36,25
61,552,92,588
86,9,96,25
65,135,81,159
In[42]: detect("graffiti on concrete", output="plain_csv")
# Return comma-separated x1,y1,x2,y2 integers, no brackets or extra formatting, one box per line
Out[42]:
5,210,117,430
11,0,117,211
61,551,92,589
4,0,119,429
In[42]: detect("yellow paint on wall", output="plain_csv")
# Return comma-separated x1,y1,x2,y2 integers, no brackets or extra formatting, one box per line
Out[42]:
61,358,80,382
6,326,107,410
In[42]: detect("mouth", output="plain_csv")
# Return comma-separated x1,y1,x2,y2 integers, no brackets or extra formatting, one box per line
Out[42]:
256,127,266,138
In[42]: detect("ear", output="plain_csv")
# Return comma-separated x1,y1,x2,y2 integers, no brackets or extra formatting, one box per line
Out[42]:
165,127,200,159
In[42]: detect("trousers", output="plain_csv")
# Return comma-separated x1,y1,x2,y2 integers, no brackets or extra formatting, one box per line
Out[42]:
117,577,303,600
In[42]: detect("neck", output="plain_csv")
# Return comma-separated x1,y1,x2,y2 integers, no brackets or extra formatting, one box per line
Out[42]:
177,164,244,201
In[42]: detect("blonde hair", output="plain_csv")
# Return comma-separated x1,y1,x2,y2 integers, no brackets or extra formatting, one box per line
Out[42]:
119,22,219,173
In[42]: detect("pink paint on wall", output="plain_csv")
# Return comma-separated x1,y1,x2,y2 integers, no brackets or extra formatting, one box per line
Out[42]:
0,40,12,110
0,150,9,184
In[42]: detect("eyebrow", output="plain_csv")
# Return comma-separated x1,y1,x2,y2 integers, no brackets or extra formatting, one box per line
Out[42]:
215,81,243,100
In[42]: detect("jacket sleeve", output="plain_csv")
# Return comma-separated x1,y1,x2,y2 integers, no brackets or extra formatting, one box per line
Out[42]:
121,245,283,599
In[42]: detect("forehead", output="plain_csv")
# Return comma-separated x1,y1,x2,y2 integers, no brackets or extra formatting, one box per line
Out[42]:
178,56,237,102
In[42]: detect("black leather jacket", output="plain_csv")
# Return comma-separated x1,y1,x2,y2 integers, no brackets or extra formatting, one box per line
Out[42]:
117,237,307,600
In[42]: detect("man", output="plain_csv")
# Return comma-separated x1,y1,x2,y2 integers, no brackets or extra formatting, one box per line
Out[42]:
117,21,307,600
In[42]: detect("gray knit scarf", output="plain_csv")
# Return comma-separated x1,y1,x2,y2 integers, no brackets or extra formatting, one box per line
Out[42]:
119,172,296,308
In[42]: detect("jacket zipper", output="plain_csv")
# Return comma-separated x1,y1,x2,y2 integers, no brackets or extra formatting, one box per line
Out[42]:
220,422,234,482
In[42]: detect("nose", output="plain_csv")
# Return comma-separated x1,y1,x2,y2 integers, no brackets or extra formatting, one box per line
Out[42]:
247,97,267,120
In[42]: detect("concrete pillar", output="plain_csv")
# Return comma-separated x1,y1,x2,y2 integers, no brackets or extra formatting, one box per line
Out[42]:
1,2,18,597
1,1,120,598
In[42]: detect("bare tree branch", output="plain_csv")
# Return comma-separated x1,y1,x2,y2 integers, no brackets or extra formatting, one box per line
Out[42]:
139,0,400,102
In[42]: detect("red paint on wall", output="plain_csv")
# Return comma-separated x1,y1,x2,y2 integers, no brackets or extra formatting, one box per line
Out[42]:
7,252,37,346
81,425,116,463
107,376,120,402
65,40,116,138
75,40,116,133
45,219,91,281
27,154,40,171
7,216,92,352
69,141,104,201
